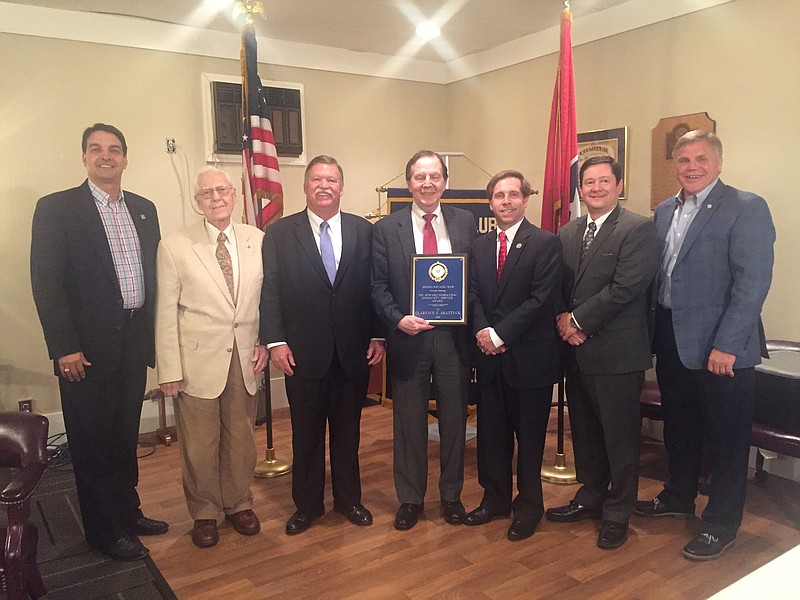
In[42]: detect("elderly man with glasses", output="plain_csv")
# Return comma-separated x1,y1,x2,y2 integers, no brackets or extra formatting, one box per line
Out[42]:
156,166,268,548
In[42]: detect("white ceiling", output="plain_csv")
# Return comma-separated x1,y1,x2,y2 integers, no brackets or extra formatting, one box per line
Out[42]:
6,0,634,63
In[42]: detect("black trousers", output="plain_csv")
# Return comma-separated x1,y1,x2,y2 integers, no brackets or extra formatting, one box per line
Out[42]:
284,351,368,515
476,368,552,524
58,316,147,549
566,368,644,524
654,307,755,538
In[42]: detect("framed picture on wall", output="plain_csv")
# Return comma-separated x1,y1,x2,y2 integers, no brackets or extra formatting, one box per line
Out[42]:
577,127,628,200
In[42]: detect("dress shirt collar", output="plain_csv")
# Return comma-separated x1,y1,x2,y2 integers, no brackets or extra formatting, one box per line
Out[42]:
411,201,443,223
307,208,342,232
677,177,719,206
586,203,616,233
497,218,524,245
88,178,124,207
204,219,235,246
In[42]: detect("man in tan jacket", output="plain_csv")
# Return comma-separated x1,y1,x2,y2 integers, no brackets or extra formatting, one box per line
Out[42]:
156,167,267,547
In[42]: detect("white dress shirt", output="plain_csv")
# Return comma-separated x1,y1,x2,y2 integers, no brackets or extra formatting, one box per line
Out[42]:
411,202,452,254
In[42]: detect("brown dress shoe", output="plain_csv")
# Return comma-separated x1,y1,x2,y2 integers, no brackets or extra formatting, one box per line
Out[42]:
192,520,219,548
226,509,261,536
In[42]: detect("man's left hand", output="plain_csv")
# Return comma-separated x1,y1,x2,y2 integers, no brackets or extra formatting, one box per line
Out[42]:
708,348,736,377
252,345,269,374
366,340,385,366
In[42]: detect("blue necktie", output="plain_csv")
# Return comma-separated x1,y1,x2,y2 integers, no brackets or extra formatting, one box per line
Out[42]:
320,221,336,284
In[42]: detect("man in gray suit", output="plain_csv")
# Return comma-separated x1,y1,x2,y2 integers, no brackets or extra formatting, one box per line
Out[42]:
372,150,477,530
545,156,659,549
636,131,775,561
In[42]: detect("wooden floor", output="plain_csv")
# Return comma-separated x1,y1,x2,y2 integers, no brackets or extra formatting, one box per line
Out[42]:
137,405,800,599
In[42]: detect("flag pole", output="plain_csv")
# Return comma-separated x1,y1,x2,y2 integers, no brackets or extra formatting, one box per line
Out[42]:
540,1,578,485
236,0,291,478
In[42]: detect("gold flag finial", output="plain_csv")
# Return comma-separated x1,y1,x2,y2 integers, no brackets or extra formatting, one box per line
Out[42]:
233,0,267,25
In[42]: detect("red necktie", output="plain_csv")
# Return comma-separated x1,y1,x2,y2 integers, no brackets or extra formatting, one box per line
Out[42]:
497,230,507,281
422,213,438,254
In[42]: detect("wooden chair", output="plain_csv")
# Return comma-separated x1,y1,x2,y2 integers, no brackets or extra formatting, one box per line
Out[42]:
0,412,49,600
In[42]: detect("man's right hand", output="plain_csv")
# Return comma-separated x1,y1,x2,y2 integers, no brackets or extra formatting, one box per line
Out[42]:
58,352,92,382
397,315,434,336
160,381,181,398
270,344,296,376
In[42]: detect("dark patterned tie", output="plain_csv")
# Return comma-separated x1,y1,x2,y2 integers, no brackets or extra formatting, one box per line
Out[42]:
216,232,235,301
422,213,438,254
579,221,597,264
497,230,507,281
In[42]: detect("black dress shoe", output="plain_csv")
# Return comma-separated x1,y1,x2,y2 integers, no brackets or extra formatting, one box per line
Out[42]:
507,520,536,541
545,500,602,522
336,504,373,526
635,497,695,518
101,536,149,561
394,503,423,531
441,500,465,525
682,532,735,561
285,510,324,535
130,516,169,536
463,506,510,526
597,520,628,549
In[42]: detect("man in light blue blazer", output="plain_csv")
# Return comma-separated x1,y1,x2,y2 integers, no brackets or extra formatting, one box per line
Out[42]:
636,131,775,561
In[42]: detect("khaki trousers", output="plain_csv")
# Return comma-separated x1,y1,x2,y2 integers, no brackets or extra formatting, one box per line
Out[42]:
175,346,257,521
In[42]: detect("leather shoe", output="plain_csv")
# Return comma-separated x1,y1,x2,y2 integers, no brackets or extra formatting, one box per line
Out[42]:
635,497,694,518
191,520,219,548
226,509,261,536
545,500,602,522
394,503,423,531
507,520,536,541
129,516,169,536
286,510,323,535
597,520,628,549
682,532,735,561
441,500,466,525
101,536,149,560
336,504,373,526
463,506,510,526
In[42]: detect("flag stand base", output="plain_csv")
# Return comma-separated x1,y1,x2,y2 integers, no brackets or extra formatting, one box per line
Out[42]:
254,447,292,478
541,452,577,484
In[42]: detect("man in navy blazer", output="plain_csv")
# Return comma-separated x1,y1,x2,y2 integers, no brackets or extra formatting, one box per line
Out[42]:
371,150,477,530
261,155,384,535
636,131,775,561
545,157,659,549
31,123,167,561
464,170,562,541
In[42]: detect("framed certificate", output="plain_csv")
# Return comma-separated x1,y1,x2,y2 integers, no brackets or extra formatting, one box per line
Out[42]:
410,254,468,325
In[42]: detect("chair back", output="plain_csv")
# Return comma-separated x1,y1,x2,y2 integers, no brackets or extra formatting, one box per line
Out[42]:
0,412,49,471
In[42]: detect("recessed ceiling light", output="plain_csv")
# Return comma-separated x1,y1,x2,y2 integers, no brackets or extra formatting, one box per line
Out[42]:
415,21,441,41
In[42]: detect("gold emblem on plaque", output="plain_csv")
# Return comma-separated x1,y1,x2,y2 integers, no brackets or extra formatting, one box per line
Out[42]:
428,261,448,282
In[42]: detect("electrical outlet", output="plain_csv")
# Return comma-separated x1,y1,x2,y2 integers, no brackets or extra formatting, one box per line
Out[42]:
166,138,176,154
18,399,33,412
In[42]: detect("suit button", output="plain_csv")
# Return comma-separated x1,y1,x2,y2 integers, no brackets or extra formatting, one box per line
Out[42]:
227,348,233,353
116,325,122,331
234,323,239,328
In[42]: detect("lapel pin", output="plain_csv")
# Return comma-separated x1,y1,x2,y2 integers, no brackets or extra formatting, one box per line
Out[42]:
515,243,522,249
140,214,146,219
707,204,712,209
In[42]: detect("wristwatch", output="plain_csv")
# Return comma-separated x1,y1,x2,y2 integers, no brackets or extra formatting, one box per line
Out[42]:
570,313,581,330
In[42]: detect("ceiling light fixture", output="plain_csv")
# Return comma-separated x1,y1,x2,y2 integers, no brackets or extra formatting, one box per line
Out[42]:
415,21,441,41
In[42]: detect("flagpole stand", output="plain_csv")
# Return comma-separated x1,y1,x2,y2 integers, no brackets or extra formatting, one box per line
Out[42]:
254,376,292,479
541,378,577,484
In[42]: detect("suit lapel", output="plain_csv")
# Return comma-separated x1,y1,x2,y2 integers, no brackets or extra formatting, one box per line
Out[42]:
233,223,256,303
441,204,469,253
496,219,531,296
394,207,417,262
191,222,235,306
294,210,333,287
675,181,724,266
335,214,356,288
577,204,621,278
76,183,119,287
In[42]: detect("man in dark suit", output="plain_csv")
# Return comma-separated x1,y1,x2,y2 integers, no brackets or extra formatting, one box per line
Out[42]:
545,156,660,549
464,170,562,541
261,155,384,535
30,123,167,561
637,131,775,561
371,150,477,530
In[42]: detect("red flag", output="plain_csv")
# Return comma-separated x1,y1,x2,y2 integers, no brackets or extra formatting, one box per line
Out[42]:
541,7,579,233
242,24,283,229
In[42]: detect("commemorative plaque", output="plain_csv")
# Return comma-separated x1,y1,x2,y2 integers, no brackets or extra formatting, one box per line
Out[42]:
410,254,467,325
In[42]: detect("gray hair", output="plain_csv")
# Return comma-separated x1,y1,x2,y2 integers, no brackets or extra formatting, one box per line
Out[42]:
672,130,723,158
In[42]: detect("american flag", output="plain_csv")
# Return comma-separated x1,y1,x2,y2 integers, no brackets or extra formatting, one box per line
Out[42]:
541,6,579,233
242,24,283,229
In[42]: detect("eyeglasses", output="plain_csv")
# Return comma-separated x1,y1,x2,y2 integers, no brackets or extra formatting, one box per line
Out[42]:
196,185,234,200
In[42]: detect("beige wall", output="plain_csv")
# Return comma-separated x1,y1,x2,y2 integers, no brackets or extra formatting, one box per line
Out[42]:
448,0,800,345
2,0,798,416
0,34,445,414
